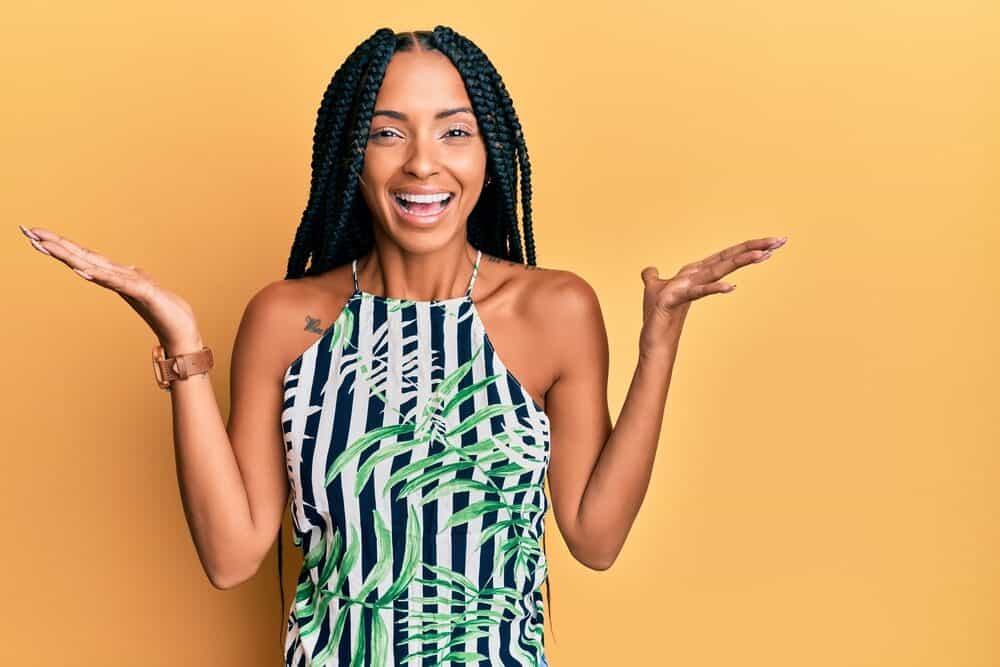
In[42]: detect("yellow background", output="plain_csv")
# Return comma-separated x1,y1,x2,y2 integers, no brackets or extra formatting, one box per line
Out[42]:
2,1,996,665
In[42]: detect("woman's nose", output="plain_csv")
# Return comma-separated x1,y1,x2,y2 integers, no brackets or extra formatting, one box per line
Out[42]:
402,138,440,178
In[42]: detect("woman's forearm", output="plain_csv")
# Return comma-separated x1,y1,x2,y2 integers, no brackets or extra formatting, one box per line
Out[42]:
574,333,682,568
163,336,259,589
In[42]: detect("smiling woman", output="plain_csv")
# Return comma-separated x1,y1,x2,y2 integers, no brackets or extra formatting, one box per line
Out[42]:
360,79,483,234
286,28,536,279
275,27,551,667
18,18,787,667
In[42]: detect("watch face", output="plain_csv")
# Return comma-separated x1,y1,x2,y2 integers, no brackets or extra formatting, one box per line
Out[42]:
153,360,169,386
152,345,171,387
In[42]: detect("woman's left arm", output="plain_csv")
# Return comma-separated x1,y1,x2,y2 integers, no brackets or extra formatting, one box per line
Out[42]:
544,235,787,570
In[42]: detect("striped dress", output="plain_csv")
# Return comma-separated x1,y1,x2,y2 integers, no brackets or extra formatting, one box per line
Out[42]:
281,248,551,666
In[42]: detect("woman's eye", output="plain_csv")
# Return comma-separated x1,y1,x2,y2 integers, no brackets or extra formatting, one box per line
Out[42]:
370,128,472,140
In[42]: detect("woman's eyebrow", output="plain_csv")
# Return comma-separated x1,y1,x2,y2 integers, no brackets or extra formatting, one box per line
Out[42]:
372,107,474,121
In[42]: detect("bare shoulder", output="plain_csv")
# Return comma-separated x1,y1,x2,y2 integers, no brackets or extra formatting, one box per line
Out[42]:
478,252,604,389
525,266,606,369
230,279,297,385
534,268,600,317
480,252,596,307
494,256,602,328
234,265,356,382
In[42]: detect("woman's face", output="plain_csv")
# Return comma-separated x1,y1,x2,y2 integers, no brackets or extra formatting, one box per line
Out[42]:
359,49,488,251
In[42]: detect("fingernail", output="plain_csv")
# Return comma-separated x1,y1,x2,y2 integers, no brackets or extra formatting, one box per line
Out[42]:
73,268,94,280
753,250,772,263
30,238,51,256
19,224,41,241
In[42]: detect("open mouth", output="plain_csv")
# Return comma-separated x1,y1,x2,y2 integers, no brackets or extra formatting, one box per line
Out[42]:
392,192,454,218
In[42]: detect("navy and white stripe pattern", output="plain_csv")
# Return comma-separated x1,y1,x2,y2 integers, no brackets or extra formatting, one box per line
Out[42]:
281,248,550,666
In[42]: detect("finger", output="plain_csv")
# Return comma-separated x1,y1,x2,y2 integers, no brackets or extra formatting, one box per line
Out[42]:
29,234,134,286
28,234,106,274
30,236,143,295
686,236,785,271
27,230,155,300
70,262,153,300
684,280,735,301
709,247,774,282
29,229,122,272
19,224,42,241
640,266,659,286
694,239,784,284
696,237,776,267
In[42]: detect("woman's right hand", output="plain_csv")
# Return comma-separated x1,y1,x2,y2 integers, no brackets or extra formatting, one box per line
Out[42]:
19,224,201,350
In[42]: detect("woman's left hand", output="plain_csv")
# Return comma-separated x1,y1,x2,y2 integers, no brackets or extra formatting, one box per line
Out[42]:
638,235,788,357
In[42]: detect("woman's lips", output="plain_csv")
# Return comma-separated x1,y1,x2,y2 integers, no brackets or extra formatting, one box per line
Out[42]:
392,193,454,225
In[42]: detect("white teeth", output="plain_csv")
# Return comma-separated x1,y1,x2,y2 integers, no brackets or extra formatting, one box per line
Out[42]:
395,192,451,203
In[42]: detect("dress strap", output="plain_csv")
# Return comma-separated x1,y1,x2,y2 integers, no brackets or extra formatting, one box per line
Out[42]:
465,249,482,298
351,258,360,294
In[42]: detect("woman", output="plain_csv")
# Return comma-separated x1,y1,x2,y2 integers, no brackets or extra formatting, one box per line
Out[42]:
20,25,785,667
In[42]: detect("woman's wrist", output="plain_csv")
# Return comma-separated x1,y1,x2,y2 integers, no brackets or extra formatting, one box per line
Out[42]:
160,335,206,358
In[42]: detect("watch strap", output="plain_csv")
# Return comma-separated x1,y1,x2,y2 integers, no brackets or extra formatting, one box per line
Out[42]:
152,344,214,390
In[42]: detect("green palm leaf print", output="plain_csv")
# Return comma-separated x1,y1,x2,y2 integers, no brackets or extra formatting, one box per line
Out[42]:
289,294,547,666
297,524,359,638
438,373,505,416
349,613,366,667
355,511,393,601
325,422,417,487
307,603,351,666
329,304,355,356
375,505,422,605
296,508,425,666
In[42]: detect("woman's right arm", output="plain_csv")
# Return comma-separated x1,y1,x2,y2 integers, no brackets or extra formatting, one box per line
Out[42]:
20,225,290,590
166,282,291,590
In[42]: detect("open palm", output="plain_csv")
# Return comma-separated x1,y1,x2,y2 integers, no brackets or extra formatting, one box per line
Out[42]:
639,235,788,352
19,224,199,346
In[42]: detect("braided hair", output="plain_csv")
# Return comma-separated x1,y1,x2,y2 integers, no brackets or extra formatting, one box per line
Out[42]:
277,26,552,650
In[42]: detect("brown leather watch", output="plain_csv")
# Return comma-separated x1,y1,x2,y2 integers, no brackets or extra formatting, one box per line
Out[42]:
152,343,214,391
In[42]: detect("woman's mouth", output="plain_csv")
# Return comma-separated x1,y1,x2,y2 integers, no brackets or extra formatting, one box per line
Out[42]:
392,191,454,224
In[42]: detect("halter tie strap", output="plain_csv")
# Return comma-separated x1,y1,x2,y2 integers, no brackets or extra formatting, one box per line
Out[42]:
465,249,482,298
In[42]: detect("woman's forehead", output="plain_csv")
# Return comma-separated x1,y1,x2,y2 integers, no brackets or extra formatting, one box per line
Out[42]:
375,51,472,113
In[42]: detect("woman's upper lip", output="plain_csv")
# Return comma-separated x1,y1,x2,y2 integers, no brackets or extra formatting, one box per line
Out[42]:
392,187,454,195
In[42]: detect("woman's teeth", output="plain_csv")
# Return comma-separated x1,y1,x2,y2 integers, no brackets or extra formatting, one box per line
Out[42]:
393,192,453,215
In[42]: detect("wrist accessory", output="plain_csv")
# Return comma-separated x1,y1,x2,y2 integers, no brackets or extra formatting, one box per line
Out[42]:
152,344,214,391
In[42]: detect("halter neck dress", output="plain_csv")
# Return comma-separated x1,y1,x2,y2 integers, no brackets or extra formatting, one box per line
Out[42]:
281,248,551,666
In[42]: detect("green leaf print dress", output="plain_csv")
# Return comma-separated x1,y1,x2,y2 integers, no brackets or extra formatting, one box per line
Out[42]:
281,248,551,666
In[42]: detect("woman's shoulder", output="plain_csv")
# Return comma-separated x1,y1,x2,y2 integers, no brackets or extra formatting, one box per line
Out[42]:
478,256,602,404
238,264,356,377
481,253,597,319
249,263,353,316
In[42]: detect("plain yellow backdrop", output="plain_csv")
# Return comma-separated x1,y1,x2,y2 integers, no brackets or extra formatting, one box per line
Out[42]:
2,1,996,665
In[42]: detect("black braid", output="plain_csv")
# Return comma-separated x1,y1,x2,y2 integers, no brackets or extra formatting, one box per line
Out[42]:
287,33,384,279
455,35,525,260
490,65,537,263
277,25,547,655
